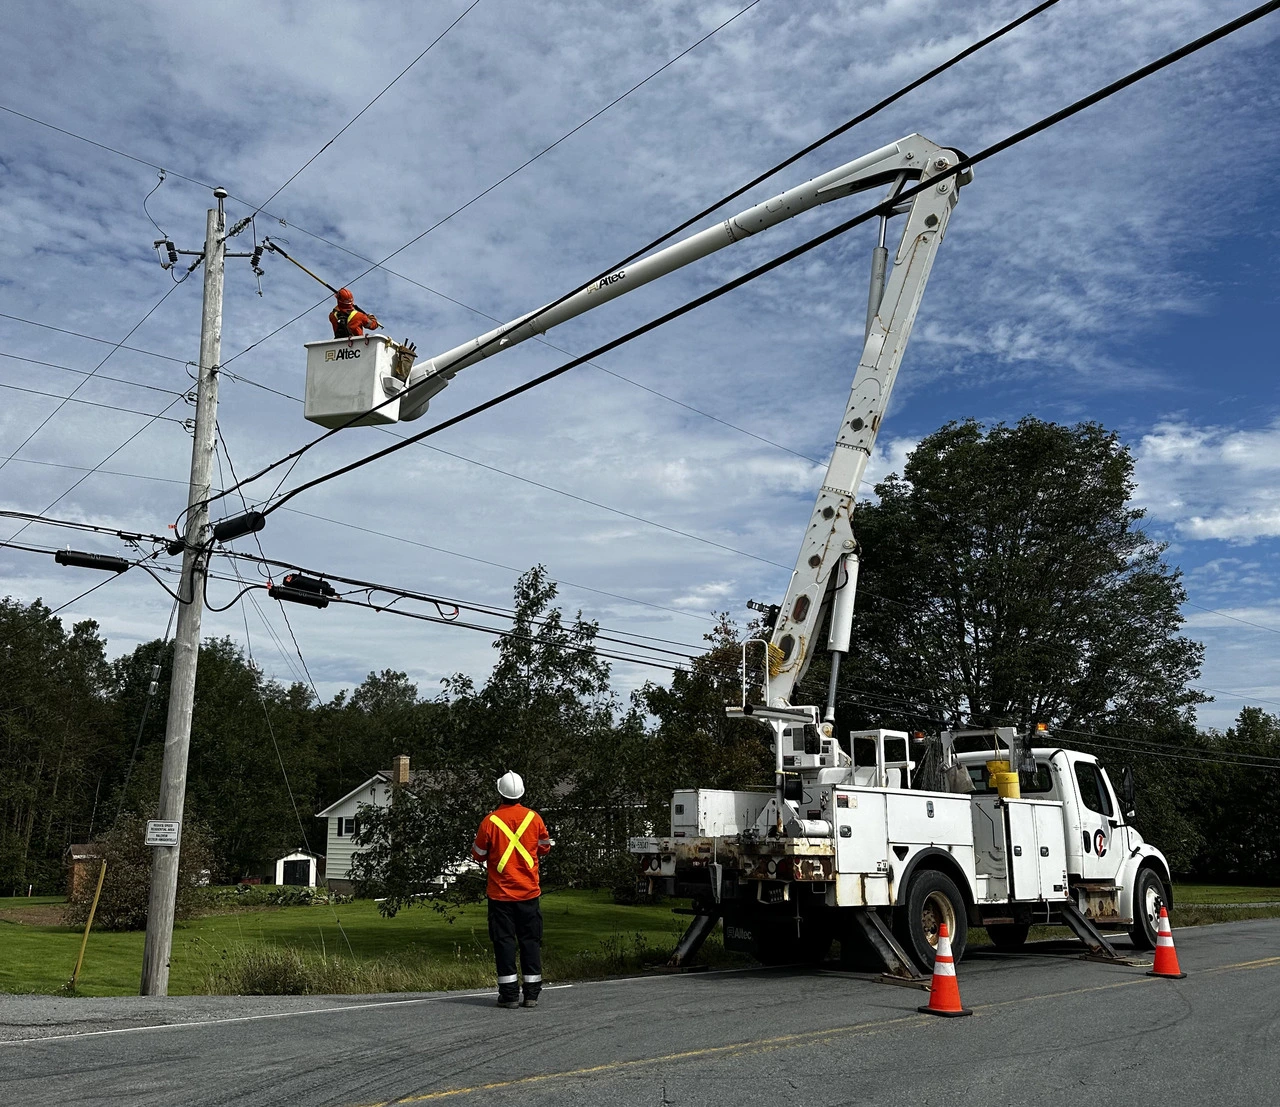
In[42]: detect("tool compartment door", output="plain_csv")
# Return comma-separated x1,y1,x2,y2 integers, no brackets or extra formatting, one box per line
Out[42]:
1032,801,1068,901
1006,799,1068,902
1005,800,1042,901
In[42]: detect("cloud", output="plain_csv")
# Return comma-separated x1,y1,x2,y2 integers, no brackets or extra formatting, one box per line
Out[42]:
1134,420,1280,544
2,0,1278,717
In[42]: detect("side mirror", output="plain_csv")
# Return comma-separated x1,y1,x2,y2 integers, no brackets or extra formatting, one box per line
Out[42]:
1120,766,1136,818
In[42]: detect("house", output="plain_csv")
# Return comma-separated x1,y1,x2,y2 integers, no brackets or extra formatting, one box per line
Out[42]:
272,849,324,887
316,754,414,892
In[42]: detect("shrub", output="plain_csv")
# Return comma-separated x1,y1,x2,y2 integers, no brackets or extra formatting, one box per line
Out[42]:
64,814,214,931
201,884,352,909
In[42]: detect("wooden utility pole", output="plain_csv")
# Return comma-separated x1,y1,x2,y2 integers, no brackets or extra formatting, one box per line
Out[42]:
140,187,226,996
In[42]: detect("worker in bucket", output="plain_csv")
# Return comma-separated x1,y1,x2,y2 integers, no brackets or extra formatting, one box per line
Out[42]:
471,771,553,1009
328,287,380,338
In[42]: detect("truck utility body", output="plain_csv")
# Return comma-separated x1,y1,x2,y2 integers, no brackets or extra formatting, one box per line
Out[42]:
633,730,1172,971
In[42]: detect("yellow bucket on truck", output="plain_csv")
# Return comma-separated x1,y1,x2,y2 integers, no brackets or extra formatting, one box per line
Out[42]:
986,759,1021,800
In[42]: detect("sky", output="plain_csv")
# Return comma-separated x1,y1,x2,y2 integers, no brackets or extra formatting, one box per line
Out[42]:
1,0,1278,733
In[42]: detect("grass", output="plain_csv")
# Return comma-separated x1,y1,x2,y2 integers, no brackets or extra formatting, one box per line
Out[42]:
3,881,1278,997
0,890,698,997
1170,883,1280,905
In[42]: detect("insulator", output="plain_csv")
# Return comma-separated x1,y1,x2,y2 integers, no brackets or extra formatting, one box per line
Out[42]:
147,681,159,697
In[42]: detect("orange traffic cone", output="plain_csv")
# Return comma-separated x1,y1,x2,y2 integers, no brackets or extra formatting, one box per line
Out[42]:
918,922,972,1017
1146,905,1187,978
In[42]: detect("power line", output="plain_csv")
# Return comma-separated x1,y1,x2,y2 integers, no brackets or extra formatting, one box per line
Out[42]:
250,0,484,216
0,461,724,626
0,379,187,423
0,281,187,478
0,505,706,660
0,349,186,397
1,393,187,548
1183,600,1280,638
0,312,189,365
213,546,703,661
247,0,1280,516
218,0,768,373
0,0,1052,480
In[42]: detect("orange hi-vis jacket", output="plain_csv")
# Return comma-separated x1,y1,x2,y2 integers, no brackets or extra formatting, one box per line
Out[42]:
329,306,379,338
471,803,551,902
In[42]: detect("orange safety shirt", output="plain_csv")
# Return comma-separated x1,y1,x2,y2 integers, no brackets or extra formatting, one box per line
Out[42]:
471,803,551,902
329,307,380,338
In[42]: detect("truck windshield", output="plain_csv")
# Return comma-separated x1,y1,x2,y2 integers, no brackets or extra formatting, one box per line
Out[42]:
966,762,1053,795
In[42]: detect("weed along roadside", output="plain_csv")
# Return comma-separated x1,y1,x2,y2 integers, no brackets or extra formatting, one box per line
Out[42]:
1,885,1278,997
0,889,734,997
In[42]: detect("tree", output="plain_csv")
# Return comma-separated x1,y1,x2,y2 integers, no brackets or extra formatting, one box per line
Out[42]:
0,599,121,894
637,613,771,804
351,566,629,913
832,418,1205,735
64,813,213,931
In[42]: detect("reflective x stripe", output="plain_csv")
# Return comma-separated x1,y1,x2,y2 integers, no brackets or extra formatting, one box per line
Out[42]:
490,811,536,873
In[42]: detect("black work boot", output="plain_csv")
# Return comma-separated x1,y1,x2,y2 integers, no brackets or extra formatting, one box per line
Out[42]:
521,996,538,1008
496,998,520,1009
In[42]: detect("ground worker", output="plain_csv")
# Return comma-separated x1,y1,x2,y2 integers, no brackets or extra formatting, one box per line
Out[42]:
471,771,553,1009
328,288,380,338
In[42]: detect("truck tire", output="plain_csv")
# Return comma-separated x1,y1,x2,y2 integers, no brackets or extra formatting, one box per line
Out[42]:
985,923,1030,950
895,869,968,972
1128,866,1169,950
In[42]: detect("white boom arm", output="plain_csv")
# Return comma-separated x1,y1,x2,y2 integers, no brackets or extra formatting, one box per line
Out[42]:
399,134,963,421
763,139,968,710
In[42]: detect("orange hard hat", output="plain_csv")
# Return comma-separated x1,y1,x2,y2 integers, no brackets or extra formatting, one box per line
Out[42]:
335,287,354,305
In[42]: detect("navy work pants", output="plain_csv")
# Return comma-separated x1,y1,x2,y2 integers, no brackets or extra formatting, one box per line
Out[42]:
488,896,543,1001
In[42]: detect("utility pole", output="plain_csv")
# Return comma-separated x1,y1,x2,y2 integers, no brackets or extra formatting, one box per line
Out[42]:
140,187,227,996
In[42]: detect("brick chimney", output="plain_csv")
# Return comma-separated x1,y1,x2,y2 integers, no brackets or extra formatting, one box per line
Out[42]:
392,754,410,785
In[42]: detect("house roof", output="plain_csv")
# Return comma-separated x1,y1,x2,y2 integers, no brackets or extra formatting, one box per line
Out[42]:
316,769,425,817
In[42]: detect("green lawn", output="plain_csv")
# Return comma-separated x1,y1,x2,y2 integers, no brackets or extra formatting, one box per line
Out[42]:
0,891,684,997
1172,883,1280,904
5,881,1279,997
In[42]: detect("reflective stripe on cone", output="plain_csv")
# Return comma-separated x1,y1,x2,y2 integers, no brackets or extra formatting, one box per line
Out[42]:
1147,906,1187,978
918,922,972,1018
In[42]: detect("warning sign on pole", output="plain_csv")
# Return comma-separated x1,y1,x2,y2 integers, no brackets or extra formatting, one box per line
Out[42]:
145,820,181,846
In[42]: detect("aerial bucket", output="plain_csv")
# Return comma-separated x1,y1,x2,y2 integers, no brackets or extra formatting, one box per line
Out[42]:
303,335,408,428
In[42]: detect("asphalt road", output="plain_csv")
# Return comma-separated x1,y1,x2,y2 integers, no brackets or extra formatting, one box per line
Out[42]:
1,919,1276,1106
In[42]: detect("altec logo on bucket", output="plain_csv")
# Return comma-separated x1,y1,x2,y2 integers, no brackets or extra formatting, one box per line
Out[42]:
325,348,361,361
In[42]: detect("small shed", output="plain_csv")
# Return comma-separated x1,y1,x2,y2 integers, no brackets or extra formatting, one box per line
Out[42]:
273,849,324,887
65,843,103,899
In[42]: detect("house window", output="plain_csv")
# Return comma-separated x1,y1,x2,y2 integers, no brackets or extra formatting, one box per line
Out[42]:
336,817,361,838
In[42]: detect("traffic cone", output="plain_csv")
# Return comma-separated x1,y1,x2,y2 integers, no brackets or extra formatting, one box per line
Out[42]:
918,922,972,1017
1146,905,1187,979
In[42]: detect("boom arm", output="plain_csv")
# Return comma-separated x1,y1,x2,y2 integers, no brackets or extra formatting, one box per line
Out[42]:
764,138,968,709
398,134,962,421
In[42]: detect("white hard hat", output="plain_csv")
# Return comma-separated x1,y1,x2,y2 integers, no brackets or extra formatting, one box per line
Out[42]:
497,770,525,800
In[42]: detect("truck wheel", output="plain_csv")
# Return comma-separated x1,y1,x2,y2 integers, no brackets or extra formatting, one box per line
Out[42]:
986,923,1030,950
1128,866,1168,950
895,869,968,972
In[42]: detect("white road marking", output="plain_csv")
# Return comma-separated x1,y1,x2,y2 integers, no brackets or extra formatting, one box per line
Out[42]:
0,985,576,1047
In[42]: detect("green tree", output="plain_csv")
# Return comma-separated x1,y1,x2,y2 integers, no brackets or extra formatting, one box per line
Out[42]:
0,599,121,894
351,566,628,913
833,417,1205,734
637,613,771,805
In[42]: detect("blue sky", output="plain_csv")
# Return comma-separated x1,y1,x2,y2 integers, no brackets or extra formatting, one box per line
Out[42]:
1,0,1278,730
